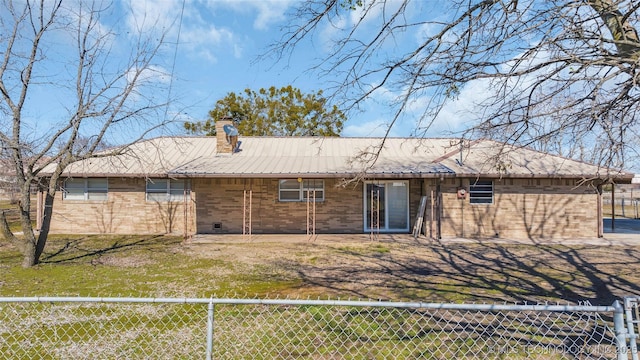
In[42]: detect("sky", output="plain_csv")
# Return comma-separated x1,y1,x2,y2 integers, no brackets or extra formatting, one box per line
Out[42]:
99,0,475,140
1,0,487,148
138,0,425,138
9,0,637,172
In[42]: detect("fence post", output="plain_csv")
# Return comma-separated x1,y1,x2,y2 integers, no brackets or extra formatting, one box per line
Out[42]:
614,300,629,360
206,300,214,360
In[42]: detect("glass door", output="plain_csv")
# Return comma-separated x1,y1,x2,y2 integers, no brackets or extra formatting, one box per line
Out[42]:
365,183,385,231
364,181,409,232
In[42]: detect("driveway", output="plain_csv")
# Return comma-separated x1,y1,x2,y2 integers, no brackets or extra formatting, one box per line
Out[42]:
604,218,640,234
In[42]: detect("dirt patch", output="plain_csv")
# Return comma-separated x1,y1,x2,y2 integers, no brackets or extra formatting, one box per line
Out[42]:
90,254,154,268
183,235,640,304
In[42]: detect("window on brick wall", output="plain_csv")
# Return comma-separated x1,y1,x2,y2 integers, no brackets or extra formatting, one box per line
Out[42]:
469,180,493,204
279,179,324,202
63,178,108,201
146,179,186,202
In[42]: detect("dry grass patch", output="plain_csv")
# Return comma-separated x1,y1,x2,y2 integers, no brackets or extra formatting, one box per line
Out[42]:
2,234,640,304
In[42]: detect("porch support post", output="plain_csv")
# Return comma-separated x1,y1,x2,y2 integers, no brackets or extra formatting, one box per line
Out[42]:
436,178,442,240
36,188,43,231
611,183,615,232
597,183,603,238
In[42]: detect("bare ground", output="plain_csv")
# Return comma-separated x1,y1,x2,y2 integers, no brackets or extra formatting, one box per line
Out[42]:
183,233,640,305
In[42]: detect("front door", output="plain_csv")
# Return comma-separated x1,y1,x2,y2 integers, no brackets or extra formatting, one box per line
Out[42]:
364,181,409,232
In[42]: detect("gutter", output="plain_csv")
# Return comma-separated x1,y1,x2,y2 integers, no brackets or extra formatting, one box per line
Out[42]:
38,171,633,181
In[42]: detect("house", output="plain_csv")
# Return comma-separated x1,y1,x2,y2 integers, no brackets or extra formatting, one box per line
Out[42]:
39,120,634,239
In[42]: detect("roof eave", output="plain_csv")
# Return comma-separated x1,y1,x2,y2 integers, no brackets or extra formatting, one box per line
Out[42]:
451,172,635,182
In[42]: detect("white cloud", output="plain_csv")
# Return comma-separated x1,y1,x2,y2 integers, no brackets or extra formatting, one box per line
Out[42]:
343,118,391,137
127,65,171,86
318,16,347,52
415,22,439,44
125,0,180,35
349,0,407,27
180,25,239,63
251,1,293,30
203,0,294,30
122,0,245,64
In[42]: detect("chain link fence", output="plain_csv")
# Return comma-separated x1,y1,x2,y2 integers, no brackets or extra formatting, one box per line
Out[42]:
624,297,640,360
603,193,640,219
0,297,636,359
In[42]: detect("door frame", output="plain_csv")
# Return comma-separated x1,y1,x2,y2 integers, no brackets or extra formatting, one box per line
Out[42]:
363,180,410,233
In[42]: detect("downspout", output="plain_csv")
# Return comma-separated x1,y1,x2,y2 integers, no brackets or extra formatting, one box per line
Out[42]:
436,178,442,240
460,179,465,238
183,178,191,242
183,179,187,241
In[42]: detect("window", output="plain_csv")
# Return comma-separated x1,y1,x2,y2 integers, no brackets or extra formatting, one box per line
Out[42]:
146,179,186,202
469,180,493,204
63,178,108,201
279,179,324,202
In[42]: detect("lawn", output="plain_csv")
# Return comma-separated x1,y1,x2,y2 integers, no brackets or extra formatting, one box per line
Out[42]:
2,234,640,305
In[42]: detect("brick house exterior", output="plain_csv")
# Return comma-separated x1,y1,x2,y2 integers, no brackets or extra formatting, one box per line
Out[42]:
46,176,603,239
41,122,633,239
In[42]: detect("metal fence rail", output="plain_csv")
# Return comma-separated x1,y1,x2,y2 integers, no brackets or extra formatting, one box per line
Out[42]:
625,297,640,360
603,195,640,219
0,297,635,359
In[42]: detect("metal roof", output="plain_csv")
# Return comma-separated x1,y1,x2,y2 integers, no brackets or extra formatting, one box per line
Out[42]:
49,136,633,180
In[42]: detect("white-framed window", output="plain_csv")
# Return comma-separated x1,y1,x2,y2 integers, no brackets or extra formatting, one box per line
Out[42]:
469,180,493,204
279,179,324,202
146,179,186,202
63,178,108,201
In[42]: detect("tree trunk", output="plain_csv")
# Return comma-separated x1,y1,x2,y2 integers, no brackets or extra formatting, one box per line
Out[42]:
35,192,55,264
0,210,22,251
21,235,37,268
19,184,39,267
588,0,640,61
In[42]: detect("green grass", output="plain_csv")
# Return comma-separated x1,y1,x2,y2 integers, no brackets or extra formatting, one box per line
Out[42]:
3,233,640,304
0,200,29,233
1,234,628,359
0,235,300,297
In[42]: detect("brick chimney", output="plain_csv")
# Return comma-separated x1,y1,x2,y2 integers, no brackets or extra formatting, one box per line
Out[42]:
215,116,237,154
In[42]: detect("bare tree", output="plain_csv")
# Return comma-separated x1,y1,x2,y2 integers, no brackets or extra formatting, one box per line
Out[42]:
0,0,175,267
270,0,640,171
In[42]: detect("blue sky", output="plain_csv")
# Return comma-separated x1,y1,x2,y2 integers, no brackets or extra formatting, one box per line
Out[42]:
6,0,492,147
147,0,408,138
6,1,638,172
109,0,475,140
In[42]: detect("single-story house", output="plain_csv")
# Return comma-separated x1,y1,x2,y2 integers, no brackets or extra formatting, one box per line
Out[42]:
38,120,633,239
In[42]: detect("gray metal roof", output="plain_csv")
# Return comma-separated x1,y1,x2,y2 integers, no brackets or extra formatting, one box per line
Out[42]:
51,136,633,180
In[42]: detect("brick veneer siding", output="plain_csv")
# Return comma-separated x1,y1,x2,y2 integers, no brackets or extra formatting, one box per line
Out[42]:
48,178,194,234
193,178,365,234
438,178,600,239
46,176,601,238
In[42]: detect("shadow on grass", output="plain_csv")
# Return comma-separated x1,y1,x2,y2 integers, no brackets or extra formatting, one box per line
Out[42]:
40,235,179,264
277,239,640,304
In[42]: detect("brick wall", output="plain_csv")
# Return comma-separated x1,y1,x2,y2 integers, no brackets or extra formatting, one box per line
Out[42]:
438,178,600,239
47,176,601,238
48,178,194,235
193,178,364,233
